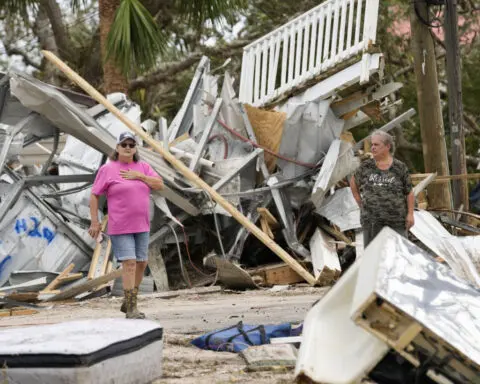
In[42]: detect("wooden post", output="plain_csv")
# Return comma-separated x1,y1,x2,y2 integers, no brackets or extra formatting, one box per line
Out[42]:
42,50,316,286
410,1,452,210
444,0,468,211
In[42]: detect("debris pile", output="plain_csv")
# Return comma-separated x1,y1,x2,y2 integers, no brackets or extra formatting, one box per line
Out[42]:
0,44,479,316
1,46,480,313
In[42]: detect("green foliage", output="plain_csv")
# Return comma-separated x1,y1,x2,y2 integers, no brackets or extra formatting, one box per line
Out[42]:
0,0,37,19
106,0,169,76
177,0,247,26
70,0,89,12
463,44,480,117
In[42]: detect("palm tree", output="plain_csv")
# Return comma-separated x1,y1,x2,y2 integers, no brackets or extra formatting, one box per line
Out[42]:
2,0,246,93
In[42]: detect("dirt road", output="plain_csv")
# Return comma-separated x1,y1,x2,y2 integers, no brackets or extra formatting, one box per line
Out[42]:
0,286,327,383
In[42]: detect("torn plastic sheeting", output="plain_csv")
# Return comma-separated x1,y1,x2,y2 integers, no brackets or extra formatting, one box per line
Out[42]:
276,100,344,179
410,210,480,288
316,187,361,232
0,190,90,287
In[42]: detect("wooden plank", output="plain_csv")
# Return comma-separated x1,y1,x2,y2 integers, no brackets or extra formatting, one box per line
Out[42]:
148,243,170,292
257,208,279,227
92,262,115,292
98,238,112,276
411,173,480,182
42,263,75,293
394,322,423,350
0,308,39,317
250,263,304,286
3,292,38,302
319,224,353,246
260,217,274,239
42,50,317,286
88,215,109,280
43,268,123,302
57,273,84,284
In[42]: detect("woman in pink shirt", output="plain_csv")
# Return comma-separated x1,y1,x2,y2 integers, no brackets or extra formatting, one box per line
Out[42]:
88,132,164,319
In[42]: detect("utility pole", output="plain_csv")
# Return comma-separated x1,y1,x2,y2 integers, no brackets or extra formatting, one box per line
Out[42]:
444,0,469,211
410,0,452,210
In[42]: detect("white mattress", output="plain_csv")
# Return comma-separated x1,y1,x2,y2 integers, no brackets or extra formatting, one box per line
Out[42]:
0,318,163,384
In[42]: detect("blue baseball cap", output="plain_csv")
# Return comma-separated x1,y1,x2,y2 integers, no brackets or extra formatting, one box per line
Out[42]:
117,131,137,144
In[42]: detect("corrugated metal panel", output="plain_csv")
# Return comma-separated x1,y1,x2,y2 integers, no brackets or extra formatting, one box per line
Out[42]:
0,191,90,287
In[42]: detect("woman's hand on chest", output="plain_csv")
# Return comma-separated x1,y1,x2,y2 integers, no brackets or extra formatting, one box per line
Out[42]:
119,169,145,181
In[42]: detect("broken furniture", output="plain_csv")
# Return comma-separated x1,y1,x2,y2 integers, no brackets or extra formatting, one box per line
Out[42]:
296,228,480,383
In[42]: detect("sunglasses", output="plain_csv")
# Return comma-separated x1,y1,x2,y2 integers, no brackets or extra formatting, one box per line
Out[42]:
120,142,136,149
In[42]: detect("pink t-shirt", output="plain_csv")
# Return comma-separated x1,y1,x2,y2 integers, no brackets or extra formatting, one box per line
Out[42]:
92,160,159,235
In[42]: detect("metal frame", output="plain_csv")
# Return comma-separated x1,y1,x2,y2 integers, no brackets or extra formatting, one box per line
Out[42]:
189,98,223,173
23,174,95,186
168,57,210,142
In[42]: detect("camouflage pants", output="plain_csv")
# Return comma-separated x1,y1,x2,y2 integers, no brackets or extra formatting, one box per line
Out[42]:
363,222,407,248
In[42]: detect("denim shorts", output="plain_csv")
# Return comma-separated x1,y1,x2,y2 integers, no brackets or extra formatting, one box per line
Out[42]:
110,232,150,262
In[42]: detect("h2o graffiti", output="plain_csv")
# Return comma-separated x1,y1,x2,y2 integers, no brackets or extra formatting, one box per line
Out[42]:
14,217,55,244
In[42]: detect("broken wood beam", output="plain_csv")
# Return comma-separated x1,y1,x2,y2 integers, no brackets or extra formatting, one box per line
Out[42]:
88,215,109,280
249,263,304,286
41,263,75,293
57,273,84,285
0,308,39,317
257,208,279,227
43,268,123,302
42,50,317,286
260,217,274,239
411,173,480,182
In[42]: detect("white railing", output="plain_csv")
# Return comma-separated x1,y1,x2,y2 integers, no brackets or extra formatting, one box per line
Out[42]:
239,0,379,106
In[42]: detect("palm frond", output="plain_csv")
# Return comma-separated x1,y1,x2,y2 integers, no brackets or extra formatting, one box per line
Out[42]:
70,0,89,12
105,0,168,77
0,0,37,17
176,0,247,25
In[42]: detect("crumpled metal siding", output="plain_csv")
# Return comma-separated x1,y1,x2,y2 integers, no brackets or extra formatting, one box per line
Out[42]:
410,210,480,288
277,100,344,179
0,191,90,287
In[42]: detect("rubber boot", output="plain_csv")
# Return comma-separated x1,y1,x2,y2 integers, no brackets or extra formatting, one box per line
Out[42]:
124,289,145,319
131,287,145,319
120,287,145,318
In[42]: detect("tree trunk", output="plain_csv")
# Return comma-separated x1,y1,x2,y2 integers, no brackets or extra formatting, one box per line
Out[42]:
410,1,452,210
444,0,468,211
38,0,72,60
99,0,129,94
33,5,62,86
